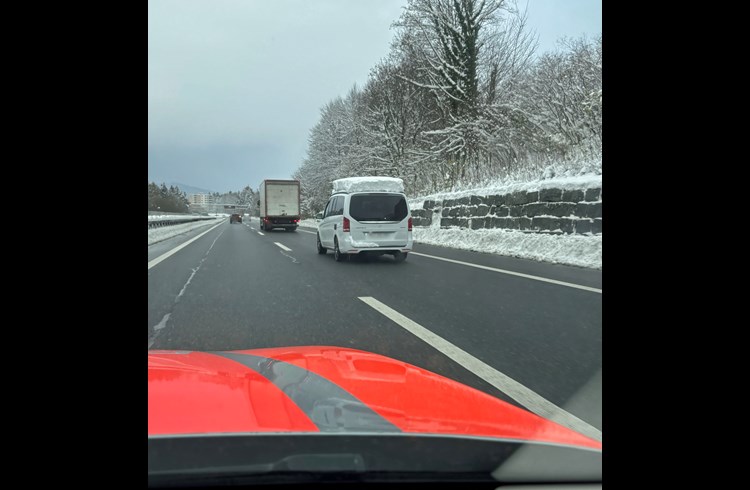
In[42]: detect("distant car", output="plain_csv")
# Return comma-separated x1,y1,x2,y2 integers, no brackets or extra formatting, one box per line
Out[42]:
229,213,242,224
317,177,413,262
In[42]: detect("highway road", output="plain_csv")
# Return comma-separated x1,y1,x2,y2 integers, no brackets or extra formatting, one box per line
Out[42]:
148,217,602,440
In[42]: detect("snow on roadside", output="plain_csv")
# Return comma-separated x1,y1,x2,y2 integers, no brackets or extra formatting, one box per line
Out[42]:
298,218,319,228
148,217,225,245
413,226,601,269
148,213,227,221
148,215,200,222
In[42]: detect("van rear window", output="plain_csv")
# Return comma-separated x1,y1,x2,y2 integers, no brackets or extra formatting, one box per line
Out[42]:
349,194,408,222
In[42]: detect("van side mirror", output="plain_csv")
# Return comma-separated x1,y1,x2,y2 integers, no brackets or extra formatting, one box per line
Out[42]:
315,212,323,220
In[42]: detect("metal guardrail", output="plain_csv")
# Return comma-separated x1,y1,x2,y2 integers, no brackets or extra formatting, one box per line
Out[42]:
147,216,219,230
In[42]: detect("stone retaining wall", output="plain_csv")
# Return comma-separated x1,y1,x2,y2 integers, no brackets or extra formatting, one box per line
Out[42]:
410,187,602,235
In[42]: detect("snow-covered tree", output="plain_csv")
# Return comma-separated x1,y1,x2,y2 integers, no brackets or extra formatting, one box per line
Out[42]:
295,88,366,214
148,182,189,212
391,0,540,188
518,35,602,158
293,1,600,200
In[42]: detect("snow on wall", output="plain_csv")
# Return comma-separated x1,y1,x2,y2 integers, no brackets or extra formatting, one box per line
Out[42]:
409,175,602,207
332,177,404,194
409,179,602,236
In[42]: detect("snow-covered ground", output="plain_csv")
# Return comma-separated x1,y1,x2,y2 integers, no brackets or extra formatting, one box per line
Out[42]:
412,226,601,269
148,217,225,245
298,218,319,228
148,213,226,221
148,215,196,222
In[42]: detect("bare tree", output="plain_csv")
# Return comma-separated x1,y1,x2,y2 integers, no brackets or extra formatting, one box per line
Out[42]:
518,34,602,159
391,0,543,188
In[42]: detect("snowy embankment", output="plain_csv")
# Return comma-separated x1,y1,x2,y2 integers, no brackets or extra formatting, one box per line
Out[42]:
148,213,226,221
148,217,225,245
298,218,319,228
413,227,600,269
408,174,602,269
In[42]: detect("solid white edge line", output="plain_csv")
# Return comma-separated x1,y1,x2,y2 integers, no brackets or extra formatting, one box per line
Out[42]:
358,296,602,443
410,252,601,293
148,221,225,270
274,242,292,252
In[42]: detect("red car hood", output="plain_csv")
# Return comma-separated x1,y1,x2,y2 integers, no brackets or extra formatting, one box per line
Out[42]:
148,346,600,450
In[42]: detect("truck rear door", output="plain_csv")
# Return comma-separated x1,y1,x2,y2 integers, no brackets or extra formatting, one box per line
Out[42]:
266,183,300,217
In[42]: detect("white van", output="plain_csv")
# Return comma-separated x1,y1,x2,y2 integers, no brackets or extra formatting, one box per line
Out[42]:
316,177,413,263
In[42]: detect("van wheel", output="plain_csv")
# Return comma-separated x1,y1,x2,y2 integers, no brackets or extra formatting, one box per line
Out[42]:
334,238,344,262
317,233,327,254
393,252,407,263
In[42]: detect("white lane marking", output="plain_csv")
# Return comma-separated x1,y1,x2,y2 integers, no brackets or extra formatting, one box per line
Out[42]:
148,221,225,270
148,313,171,348
358,296,603,442
280,250,299,264
258,231,265,236
274,242,292,252
410,252,601,294
297,229,316,234
148,230,224,349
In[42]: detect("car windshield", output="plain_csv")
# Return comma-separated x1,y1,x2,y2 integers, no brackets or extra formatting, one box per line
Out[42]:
349,194,408,222
148,0,602,486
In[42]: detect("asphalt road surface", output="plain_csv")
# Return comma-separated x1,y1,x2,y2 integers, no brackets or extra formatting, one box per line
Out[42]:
148,217,602,440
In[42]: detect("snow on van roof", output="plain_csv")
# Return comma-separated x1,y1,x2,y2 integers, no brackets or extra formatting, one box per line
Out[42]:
332,176,404,194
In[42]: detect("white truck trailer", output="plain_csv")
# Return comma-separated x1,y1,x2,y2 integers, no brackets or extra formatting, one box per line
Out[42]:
258,179,301,232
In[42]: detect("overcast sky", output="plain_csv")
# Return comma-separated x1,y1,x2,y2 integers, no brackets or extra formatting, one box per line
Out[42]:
148,0,601,194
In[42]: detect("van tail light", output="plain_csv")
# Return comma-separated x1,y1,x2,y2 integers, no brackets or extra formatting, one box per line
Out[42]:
343,217,350,232
408,217,413,231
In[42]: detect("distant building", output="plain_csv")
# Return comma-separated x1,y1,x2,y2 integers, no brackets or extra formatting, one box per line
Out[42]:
188,193,215,212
